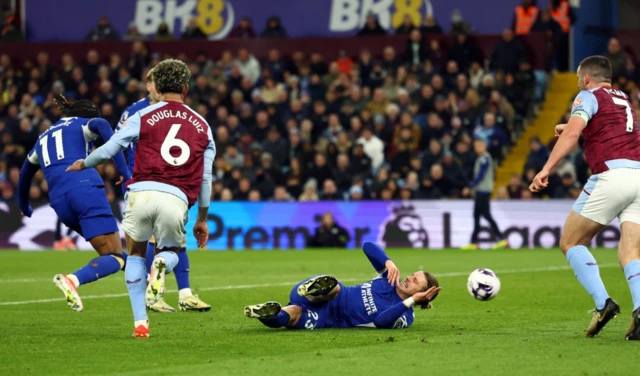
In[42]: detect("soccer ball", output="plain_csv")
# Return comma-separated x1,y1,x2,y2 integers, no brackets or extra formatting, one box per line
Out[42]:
467,268,501,301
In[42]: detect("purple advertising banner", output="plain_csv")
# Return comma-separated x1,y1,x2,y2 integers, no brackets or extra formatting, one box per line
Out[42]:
1,200,621,251
24,0,522,42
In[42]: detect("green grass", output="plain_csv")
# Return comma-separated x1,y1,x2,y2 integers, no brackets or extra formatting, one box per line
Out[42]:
0,248,637,375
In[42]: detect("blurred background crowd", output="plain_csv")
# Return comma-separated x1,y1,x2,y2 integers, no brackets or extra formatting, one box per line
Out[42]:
2,0,638,205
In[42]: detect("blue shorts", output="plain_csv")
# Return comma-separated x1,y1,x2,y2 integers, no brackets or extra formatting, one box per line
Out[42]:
50,185,119,241
288,277,346,330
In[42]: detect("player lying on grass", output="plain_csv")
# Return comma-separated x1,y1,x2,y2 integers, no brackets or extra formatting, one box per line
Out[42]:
245,242,441,330
116,67,209,313
17,96,131,312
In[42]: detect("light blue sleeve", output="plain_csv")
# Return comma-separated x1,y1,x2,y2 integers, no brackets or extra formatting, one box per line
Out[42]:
197,126,216,208
85,112,141,168
570,90,599,123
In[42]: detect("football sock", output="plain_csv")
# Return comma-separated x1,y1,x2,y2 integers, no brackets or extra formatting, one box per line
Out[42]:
175,247,191,295
624,260,640,311
260,310,291,328
72,253,126,286
125,256,148,322
145,242,155,274
155,251,179,274
566,245,609,310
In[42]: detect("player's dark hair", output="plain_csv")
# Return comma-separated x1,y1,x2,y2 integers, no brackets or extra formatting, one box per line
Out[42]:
579,55,612,83
152,59,190,95
421,271,439,310
53,95,100,118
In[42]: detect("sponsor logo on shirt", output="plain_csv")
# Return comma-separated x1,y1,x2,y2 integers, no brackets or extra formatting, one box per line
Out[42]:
361,282,378,315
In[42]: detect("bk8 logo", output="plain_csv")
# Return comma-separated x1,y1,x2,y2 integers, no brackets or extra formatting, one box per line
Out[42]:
134,0,235,40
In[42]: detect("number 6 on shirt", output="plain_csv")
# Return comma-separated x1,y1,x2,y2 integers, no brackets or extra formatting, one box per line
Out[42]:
161,124,191,166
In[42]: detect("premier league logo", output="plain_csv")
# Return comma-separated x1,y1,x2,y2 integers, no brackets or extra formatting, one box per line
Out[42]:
377,205,428,248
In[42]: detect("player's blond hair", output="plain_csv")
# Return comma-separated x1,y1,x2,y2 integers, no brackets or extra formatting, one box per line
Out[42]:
421,271,439,310
152,59,190,95
146,67,156,83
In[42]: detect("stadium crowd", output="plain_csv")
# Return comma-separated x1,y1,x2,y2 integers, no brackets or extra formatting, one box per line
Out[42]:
0,10,566,204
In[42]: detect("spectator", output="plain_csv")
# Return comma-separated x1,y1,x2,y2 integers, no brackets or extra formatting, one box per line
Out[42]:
349,185,364,201
512,0,539,36
474,113,508,160
357,14,386,36
299,178,319,201
248,190,261,202
404,29,429,67
308,212,349,247
229,16,256,38
309,153,334,186
321,179,342,200
552,173,577,198
449,33,481,72
271,186,294,202
224,144,245,169
490,29,526,73
262,127,288,167
507,173,524,199
524,136,550,171
235,48,261,84
261,16,288,38
606,38,628,79
548,0,575,71
420,15,443,35
449,9,472,36
333,153,353,192
155,22,175,41
366,88,390,115
531,8,563,71
182,17,207,39
440,150,468,193
356,127,384,169
86,16,121,41
123,23,146,41
421,164,449,199
428,39,448,71
396,15,417,35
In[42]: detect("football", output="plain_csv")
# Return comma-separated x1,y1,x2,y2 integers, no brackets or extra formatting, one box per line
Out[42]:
467,268,501,301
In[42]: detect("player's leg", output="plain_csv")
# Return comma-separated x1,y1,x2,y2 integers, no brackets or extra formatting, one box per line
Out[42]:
245,302,302,328
295,275,341,303
564,173,623,337
144,235,177,313
175,237,211,311
121,191,155,337
145,192,188,306
617,183,640,340
461,196,482,250
477,193,507,249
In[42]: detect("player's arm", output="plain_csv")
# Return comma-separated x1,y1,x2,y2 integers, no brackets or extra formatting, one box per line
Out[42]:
374,286,440,329
88,118,132,182
193,127,216,249
362,242,400,286
542,91,597,173
68,113,141,172
17,150,41,217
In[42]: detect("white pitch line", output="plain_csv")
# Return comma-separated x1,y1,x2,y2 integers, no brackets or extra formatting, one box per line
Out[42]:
0,264,619,307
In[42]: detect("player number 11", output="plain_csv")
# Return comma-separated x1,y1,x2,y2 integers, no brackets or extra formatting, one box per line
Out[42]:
613,97,634,132
39,129,65,167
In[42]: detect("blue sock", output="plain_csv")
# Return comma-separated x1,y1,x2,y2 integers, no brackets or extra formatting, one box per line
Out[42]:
260,310,291,328
566,245,609,310
175,247,190,290
145,242,155,274
624,260,640,311
73,253,125,286
125,256,148,322
155,251,179,274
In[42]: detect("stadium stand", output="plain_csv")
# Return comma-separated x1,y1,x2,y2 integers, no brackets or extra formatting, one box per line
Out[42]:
0,18,564,203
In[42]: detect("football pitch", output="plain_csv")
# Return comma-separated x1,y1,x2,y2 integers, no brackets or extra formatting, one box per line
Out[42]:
0,248,637,375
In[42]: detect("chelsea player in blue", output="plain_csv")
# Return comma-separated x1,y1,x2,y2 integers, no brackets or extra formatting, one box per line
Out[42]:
17,96,131,312
244,242,441,330
116,67,211,313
